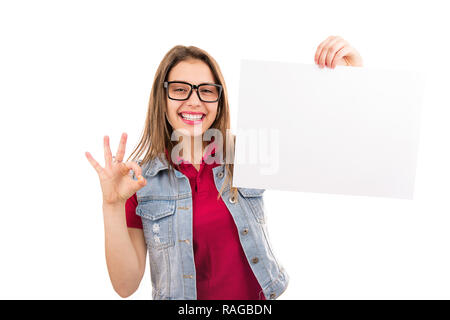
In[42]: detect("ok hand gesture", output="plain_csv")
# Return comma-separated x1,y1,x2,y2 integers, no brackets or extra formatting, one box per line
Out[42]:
85,133,147,206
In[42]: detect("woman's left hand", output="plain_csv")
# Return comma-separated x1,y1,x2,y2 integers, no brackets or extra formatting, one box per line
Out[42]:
314,35,363,69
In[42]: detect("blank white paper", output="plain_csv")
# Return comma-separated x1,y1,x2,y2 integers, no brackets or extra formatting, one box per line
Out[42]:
232,60,424,199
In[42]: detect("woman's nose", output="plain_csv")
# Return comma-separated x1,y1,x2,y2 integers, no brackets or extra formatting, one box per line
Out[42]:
186,88,202,105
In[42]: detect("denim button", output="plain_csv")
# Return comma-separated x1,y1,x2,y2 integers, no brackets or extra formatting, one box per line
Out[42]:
251,257,259,264
270,293,276,299
229,196,237,204
241,228,249,235
218,171,224,178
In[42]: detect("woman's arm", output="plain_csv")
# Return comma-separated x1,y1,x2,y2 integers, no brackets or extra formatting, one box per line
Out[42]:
314,35,363,68
86,133,148,298
103,202,147,298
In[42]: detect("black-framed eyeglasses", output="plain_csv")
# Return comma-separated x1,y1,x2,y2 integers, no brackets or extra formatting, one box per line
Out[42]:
163,81,222,103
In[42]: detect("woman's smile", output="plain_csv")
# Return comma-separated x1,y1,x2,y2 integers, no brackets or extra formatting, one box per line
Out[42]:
178,111,206,125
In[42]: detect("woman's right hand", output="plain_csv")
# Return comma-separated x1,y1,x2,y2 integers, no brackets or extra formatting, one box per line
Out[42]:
85,133,147,206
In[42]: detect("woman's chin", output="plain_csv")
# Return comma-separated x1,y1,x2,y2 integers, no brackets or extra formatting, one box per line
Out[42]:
173,125,206,137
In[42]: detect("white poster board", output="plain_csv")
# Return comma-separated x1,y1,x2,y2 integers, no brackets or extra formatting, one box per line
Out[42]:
232,60,424,199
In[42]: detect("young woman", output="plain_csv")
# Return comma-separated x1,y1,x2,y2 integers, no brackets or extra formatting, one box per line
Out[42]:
85,35,363,300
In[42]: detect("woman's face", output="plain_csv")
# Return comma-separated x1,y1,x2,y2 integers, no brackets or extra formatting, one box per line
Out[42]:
165,59,219,137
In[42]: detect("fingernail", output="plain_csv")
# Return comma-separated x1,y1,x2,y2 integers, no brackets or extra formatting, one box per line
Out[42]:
138,176,146,184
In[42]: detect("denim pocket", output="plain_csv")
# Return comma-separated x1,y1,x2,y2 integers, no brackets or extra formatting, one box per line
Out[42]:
136,200,176,249
238,188,266,224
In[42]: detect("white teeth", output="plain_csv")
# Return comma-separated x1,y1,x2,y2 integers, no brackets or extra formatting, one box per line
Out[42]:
180,113,204,121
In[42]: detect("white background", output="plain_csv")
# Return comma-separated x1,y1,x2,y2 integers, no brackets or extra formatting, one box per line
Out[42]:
0,0,449,299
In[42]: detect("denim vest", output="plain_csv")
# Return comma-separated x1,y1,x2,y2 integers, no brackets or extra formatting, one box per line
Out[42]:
134,155,289,300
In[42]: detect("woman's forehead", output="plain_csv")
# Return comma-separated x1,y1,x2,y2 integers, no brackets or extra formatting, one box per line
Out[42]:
168,59,215,83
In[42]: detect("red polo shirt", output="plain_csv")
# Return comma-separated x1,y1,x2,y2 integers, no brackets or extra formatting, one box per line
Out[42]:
125,145,265,300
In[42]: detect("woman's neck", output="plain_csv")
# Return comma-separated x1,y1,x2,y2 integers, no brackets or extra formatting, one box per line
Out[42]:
180,135,206,165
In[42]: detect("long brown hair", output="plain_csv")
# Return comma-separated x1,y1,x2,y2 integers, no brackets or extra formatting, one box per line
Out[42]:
126,45,238,200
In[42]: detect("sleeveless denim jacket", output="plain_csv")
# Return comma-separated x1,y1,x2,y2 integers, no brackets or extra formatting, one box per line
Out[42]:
134,155,289,300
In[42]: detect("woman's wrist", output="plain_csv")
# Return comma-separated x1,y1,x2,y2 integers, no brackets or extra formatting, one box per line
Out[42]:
102,200,126,210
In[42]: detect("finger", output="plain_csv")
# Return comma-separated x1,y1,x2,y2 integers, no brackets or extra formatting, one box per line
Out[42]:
104,135,113,169
136,174,147,187
317,36,340,68
325,39,347,68
331,46,353,68
85,152,104,176
314,36,334,64
118,162,130,176
124,161,147,187
125,161,143,179
115,132,128,162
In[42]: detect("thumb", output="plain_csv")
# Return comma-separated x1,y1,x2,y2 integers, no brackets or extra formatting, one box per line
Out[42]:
129,174,147,195
135,174,147,189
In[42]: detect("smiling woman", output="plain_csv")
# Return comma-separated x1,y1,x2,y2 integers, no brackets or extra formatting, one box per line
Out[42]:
85,37,363,300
